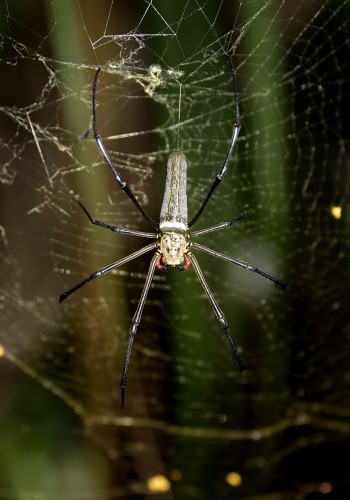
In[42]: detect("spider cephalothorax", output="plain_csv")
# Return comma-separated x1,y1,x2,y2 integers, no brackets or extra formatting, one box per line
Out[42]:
156,233,190,271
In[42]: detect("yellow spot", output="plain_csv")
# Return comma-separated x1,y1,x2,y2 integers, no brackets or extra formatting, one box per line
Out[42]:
0,345,4,357
330,206,342,219
225,471,242,487
147,475,171,493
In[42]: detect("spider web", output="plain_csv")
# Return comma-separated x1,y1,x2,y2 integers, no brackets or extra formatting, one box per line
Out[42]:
0,0,350,498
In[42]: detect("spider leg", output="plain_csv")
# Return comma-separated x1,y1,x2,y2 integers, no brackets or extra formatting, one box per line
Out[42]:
78,200,157,238
190,211,246,238
188,253,245,371
59,242,157,302
192,242,287,290
120,252,159,407
188,55,241,228
92,68,158,229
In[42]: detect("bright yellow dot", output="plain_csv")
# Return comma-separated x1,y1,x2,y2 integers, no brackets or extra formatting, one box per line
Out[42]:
330,206,342,219
0,345,5,357
225,471,242,487
147,475,171,493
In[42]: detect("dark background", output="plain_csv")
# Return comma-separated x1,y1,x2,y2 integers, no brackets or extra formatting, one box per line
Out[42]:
0,1,349,499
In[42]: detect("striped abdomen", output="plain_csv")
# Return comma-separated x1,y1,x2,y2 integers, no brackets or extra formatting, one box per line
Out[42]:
159,152,188,233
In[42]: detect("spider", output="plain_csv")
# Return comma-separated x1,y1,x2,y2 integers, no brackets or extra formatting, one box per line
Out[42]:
60,57,287,406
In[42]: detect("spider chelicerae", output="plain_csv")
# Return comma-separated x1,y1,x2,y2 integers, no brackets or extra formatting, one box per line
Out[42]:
60,55,287,406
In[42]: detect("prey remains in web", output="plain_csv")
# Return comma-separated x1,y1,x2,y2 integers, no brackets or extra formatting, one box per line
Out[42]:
60,52,287,407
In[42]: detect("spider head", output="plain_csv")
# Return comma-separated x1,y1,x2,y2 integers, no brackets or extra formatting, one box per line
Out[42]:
157,233,189,270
